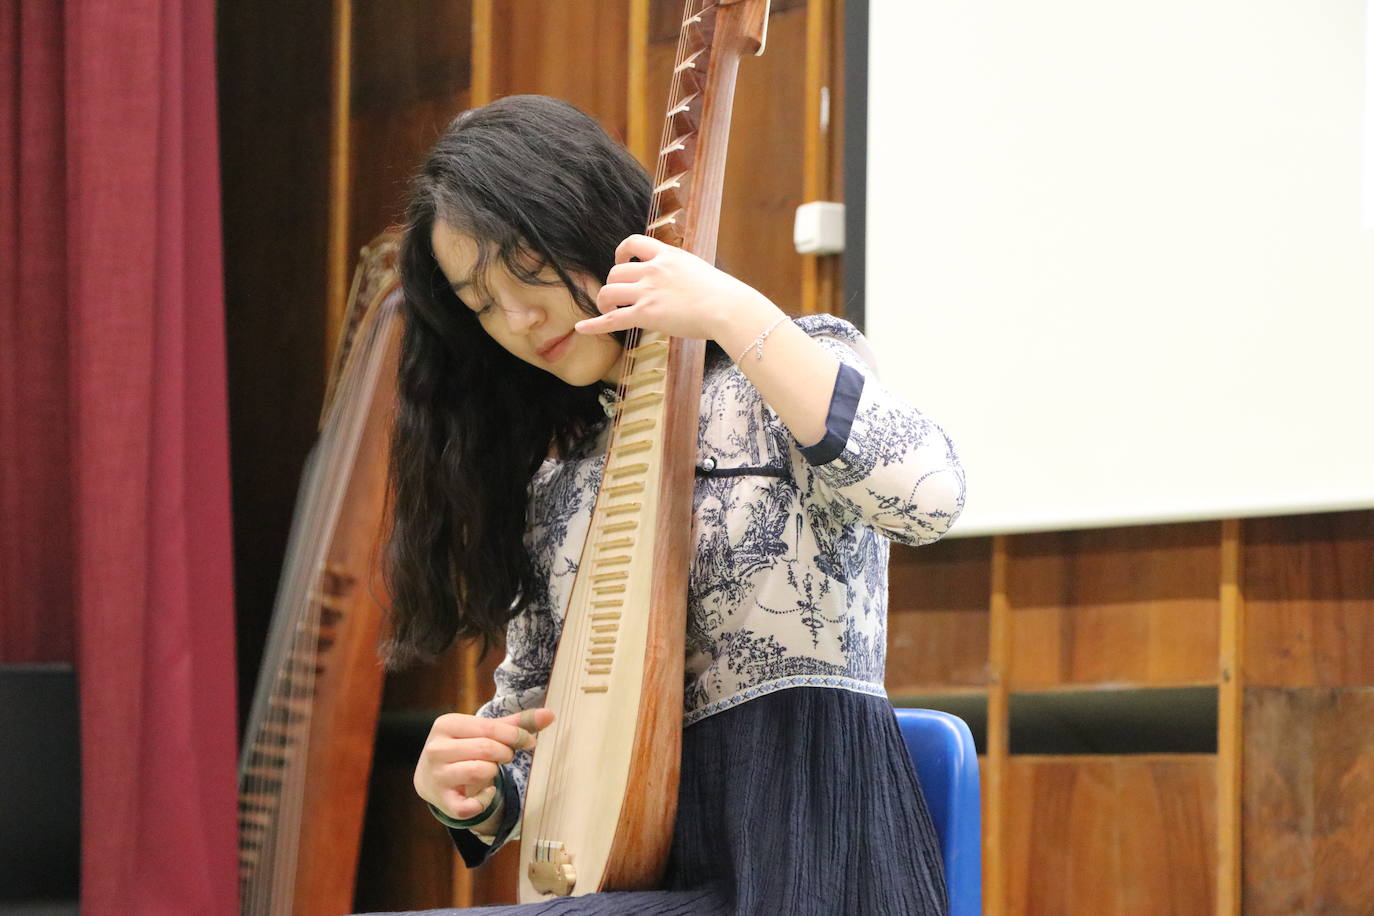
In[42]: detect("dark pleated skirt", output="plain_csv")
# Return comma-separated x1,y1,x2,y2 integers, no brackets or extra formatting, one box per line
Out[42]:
362,687,947,916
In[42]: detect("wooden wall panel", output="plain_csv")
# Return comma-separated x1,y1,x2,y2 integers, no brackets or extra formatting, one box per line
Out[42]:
827,0,845,204
716,3,809,314
1006,523,1222,689
355,750,460,912
347,1,474,265
1243,687,1374,914
487,0,631,141
1116,758,1218,914
1243,510,1374,688
800,0,844,317
1005,756,1216,916
219,0,337,733
887,537,992,690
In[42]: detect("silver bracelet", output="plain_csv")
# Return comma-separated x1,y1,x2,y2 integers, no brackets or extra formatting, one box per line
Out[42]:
739,316,789,362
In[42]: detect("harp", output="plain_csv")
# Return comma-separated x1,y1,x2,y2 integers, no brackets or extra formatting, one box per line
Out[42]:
236,232,402,915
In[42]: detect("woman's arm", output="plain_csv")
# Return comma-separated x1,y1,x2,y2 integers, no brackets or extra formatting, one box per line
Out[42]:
786,320,965,545
580,234,839,448
711,296,840,450
580,235,965,545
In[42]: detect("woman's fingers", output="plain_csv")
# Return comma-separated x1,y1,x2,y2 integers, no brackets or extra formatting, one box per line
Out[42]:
577,303,641,335
425,735,518,766
444,782,499,820
442,758,500,791
614,233,667,264
429,759,500,820
511,708,554,732
594,281,643,314
429,709,553,752
580,279,644,332
489,708,553,749
416,709,555,819
414,714,555,818
498,708,555,742
605,259,649,285
437,777,500,821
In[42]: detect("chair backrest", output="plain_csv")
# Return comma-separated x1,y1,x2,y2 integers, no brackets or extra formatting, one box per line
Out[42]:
893,708,982,916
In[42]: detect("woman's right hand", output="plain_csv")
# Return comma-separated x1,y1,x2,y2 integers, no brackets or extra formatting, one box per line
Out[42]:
414,708,555,822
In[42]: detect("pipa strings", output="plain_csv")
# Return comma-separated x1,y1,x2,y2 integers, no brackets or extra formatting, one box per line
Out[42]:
534,0,711,851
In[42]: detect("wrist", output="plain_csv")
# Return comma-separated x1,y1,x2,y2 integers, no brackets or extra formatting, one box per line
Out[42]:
713,293,787,361
427,769,505,832
428,793,504,833
468,795,505,837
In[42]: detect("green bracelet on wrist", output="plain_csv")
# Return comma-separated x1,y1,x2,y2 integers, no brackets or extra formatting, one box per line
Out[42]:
427,768,505,830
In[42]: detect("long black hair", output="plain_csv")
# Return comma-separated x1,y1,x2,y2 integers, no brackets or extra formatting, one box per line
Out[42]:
384,95,652,668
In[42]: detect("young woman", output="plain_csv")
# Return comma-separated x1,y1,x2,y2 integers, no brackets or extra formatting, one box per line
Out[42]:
379,94,964,915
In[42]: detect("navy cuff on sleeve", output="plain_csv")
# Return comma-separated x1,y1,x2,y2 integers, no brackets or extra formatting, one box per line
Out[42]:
448,762,522,869
798,362,864,466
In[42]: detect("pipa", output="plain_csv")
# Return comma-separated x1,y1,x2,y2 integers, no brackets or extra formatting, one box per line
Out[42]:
518,0,773,901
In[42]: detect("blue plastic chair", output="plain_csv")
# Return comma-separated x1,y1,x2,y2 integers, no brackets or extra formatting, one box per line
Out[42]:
893,708,982,916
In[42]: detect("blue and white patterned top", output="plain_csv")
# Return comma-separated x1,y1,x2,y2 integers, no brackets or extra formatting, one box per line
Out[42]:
476,314,965,814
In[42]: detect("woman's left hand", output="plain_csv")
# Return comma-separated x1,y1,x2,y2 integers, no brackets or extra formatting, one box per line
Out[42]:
575,234,776,344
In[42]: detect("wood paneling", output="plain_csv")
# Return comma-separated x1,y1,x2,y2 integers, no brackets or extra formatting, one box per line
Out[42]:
987,535,1012,916
487,1,631,141
1005,755,1217,916
800,0,839,315
1006,523,1222,689
887,536,992,689
219,0,336,734
355,754,459,912
1243,687,1374,914
1216,518,1243,915
717,4,809,314
347,0,474,272
827,0,845,209
1243,510,1374,687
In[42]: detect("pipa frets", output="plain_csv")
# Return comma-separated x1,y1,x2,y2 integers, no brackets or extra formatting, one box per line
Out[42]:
518,0,772,901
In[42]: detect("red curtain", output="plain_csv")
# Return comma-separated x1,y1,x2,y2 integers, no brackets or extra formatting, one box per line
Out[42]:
2,1,239,912
1,0,74,664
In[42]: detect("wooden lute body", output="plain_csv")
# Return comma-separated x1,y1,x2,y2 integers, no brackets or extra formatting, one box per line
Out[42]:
517,0,772,901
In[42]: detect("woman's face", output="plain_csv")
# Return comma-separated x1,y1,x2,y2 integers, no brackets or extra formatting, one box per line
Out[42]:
431,220,625,386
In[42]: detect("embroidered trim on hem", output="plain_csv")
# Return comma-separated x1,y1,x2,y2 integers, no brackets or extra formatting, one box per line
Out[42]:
681,676,888,728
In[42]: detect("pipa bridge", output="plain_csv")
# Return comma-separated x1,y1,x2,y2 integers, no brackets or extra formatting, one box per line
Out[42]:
529,839,578,896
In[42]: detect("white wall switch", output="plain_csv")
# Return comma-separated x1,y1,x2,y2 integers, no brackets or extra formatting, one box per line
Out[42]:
793,201,846,255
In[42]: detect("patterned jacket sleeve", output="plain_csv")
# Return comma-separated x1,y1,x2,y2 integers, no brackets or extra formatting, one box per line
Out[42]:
781,315,965,547
444,608,554,867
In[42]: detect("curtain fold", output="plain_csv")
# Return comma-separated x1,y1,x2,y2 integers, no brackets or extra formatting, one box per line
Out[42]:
1,0,75,664
3,0,239,911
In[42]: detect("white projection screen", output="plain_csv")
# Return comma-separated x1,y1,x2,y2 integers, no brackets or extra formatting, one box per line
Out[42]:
859,0,1374,538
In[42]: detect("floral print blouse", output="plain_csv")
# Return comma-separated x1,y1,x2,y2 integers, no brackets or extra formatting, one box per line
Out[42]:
476,314,966,814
